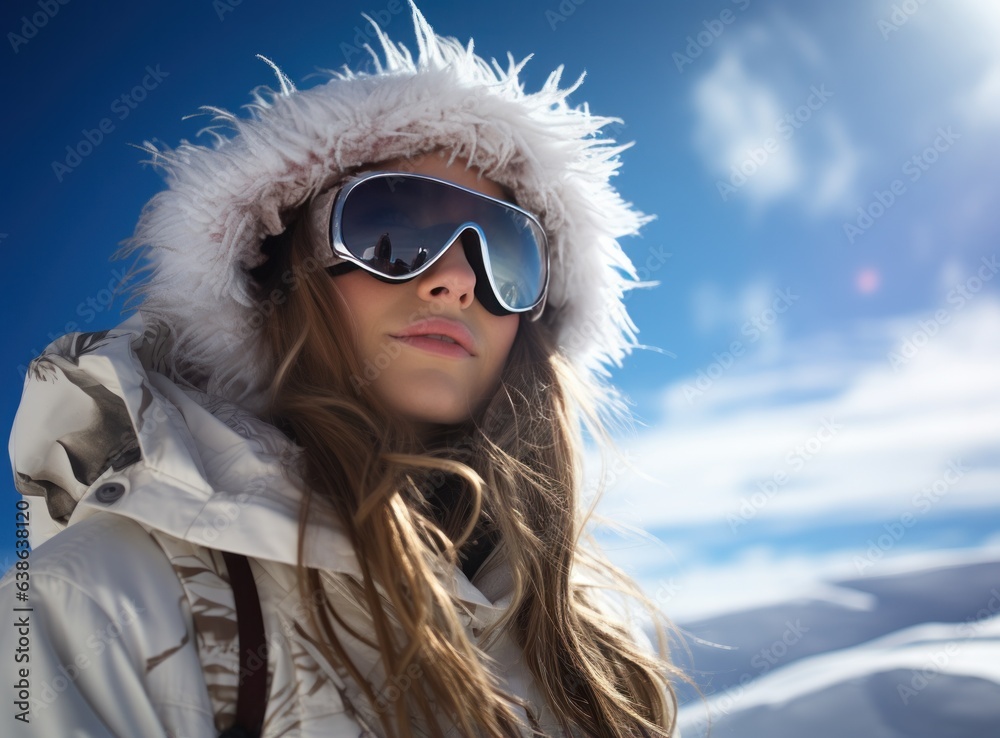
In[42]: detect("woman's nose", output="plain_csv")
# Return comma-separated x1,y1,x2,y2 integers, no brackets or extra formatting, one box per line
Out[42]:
414,236,476,309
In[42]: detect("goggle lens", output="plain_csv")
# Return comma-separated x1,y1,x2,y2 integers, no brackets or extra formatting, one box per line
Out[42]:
335,174,548,314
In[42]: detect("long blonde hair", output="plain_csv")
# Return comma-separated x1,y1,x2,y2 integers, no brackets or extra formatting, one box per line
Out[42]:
252,205,681,737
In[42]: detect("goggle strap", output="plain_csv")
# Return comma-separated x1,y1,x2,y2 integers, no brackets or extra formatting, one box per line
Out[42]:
309,186,340,268
325,262,359,277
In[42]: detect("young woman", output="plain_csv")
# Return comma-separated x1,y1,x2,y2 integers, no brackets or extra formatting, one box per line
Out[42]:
4,5,681,736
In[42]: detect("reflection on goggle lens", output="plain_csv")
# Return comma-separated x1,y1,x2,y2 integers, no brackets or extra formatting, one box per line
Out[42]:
335,174,548,313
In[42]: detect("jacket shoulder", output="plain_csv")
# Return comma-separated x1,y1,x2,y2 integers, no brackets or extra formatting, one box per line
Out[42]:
21,511,179,592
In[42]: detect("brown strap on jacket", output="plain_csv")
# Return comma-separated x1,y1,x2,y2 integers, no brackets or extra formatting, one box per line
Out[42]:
218,551,268,738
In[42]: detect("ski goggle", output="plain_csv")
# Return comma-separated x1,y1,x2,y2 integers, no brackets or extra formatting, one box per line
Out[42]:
310,171,550,318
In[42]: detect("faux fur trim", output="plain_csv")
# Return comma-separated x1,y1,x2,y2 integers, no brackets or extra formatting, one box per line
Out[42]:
119,1,649,413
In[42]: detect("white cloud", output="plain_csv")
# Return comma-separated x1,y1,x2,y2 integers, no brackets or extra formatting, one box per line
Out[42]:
692,51,802,206
586,299,1000,621
689,21,861,214
607,542,876,622
599,297,1000,528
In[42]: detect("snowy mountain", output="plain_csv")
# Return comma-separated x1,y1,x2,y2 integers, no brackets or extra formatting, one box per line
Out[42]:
672,555,1000,737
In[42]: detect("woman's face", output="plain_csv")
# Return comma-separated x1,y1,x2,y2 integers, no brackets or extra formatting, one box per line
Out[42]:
330,153,520,430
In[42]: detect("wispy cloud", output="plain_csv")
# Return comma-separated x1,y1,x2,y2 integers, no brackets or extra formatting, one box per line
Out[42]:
591,299,1000,620
692,52,802,206
599,298,1000,531
688,17,860,213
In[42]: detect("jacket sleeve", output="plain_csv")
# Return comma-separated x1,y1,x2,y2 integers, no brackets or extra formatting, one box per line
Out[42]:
0,512,217,737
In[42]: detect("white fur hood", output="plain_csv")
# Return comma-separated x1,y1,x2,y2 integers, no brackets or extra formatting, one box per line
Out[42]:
120,2,649,413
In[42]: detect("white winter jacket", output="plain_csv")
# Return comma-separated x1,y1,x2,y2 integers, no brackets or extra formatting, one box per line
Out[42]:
1,316,589,737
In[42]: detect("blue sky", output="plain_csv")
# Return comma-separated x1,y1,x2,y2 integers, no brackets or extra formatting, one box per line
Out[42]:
2,0,998,617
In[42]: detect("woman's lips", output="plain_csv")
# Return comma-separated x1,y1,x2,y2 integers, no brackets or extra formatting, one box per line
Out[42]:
393,334,473,358
391,318,477,357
